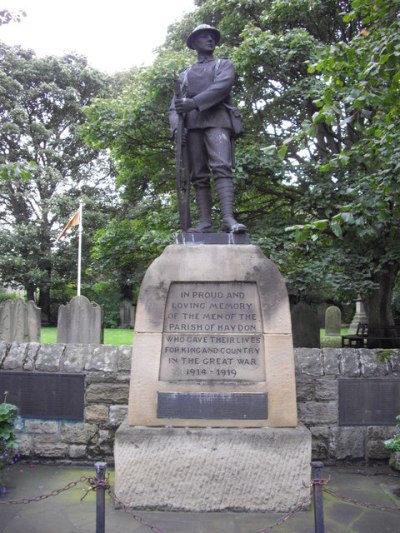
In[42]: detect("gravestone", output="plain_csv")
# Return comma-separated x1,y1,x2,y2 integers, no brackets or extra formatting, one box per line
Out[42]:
57,295,103,344
0,299,41,342
119,300,135,329
291,301,320,348
325,305,341,336
348,296,368,333
115,244,311,511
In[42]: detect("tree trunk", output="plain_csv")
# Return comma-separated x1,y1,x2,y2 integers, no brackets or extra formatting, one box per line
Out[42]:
26,284,35,302
39,285,52,326
364,263,399,348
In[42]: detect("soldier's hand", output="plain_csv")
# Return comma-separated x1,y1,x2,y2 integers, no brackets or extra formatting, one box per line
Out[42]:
175,98,197,114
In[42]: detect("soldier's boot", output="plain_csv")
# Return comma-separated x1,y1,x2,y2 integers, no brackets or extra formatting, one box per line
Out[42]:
187,186,214,233
216,178,247,234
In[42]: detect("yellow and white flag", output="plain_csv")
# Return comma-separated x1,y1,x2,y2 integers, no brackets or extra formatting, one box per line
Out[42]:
56,208,80,241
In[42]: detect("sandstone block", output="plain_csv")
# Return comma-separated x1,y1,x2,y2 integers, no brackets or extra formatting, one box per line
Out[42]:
108,405,128,427
34,444,68,458
23,342,40,370
85,345,118,373
314,378,337,401
340,349,361,376
2,342,27,370
69,445,87,459
0,341,10,366
60,422,97,444
24,420,59,434
360,349,389,376
330,426,366,460
85,404,109,423
86,383,129,404
295,376,315,402
298,401,338,425
61,344,93,372
295,349,323,376
389,351,400,374
115,423,311,512
35,344,65,371
322,348,340,376
117,345,132,372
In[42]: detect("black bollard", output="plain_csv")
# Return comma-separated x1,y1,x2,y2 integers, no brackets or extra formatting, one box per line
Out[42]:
311,461,325,533
95,462,107,533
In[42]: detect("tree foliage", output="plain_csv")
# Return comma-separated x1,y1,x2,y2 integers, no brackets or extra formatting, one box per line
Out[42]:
0,43,115,322
84,0,400,327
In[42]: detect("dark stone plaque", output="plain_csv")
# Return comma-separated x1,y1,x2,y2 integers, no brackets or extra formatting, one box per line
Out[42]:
175,232,250,245
0,371,85,420
338,378,400,426
157,392,268,419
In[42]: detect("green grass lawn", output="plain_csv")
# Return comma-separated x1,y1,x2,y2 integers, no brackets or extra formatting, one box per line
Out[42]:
41,327,134,345
41,327,345,347
320,328,348,347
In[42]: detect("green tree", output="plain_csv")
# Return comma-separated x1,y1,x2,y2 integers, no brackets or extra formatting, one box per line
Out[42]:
83,1,354,294
84,0,400,334
287,0,400,334
0,43,115,323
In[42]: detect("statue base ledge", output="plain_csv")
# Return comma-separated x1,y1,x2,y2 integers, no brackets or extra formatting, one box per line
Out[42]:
175,232,250,245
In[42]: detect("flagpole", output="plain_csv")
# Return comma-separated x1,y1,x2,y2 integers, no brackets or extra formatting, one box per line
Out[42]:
77,200,83,296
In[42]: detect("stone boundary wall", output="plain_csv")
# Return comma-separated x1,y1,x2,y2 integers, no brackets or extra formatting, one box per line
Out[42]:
0,342,399,463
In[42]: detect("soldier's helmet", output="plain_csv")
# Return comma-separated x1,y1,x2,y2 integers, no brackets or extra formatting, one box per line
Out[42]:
186,24,221,50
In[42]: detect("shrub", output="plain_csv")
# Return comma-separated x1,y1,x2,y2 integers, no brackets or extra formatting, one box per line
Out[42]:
0,393,20,494
384,415,400,453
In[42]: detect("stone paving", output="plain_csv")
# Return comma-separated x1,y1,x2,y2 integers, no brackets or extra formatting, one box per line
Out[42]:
0,463,399,532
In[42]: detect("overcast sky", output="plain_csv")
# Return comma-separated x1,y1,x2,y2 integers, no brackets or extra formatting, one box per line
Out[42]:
1,0,195,73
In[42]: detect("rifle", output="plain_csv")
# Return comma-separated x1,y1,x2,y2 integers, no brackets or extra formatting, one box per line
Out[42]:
174,79,191,231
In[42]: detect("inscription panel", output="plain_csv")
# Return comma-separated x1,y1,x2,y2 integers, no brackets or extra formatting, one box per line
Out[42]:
160,282,265,382
0,372,85,420
339,378,400,425
157,392,268,419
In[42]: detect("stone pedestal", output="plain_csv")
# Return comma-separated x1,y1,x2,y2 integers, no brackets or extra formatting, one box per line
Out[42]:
115,421,311,512
116,243,310,511
128,244,297,428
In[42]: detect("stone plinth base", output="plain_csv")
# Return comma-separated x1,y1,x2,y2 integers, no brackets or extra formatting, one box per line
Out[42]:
114,421,311,512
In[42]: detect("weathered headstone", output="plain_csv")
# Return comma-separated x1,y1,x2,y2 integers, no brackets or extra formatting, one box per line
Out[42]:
348,296,368,333
0,299,41,342
115,244,311,511
325,305,342,336
291,301,320,348
119,300,135,329
57,295,103,344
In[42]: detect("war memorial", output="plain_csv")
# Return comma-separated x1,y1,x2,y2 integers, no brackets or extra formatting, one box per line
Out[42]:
114,24,311,512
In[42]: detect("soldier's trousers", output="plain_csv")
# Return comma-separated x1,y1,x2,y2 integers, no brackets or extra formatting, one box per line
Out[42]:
186,127,233,188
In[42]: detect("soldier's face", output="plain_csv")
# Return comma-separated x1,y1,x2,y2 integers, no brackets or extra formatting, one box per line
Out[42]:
193,31,216,54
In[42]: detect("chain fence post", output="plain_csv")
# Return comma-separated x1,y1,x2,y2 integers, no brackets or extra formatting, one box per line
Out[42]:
312,461,325,533
95,462,107,533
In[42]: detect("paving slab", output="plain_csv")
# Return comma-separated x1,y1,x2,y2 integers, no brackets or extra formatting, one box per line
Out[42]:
0,463,399,532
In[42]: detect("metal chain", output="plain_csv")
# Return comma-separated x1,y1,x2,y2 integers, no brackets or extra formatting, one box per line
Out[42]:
107,488,165,533
0,476,90,505
323,487,400,513
256,488,313,532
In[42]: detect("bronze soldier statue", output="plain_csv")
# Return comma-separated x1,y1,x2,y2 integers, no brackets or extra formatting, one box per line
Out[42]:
169,24,247,234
